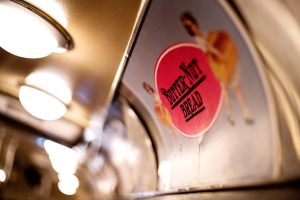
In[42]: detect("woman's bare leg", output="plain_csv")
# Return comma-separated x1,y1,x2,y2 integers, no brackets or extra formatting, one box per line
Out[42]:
223,86,235,125
235,84,254,124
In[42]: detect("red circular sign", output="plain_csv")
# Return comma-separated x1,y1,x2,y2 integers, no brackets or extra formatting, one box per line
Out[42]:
155,43,222,138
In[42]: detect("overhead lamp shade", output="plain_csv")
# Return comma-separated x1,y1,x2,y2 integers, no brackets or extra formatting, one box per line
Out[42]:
19,86,68,120
19,69,72,120
0,0,72,58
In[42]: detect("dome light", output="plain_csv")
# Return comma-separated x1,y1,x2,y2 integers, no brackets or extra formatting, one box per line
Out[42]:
0,0,72,58
19,69,72,120
0,169,6,183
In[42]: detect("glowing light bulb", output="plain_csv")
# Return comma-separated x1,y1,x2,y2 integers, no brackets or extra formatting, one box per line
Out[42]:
25,70,72,104
44,140,79,174
26,0,68,27
58,174,79,196
0,169,6,183
19,69,72,121
19,86,67,120
0,0,71,58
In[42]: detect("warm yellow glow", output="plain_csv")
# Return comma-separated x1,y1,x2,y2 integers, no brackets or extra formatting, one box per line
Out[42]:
158,161,171,190
0,1,67,58
111,137,139,165
55,47,68,53
25,70,72,104
58,174,79,196
19,86,67,120
26,0,68,27
44,140,78,174
0,169,6,183
19,69,72,121
44,140,79,195
97,179,116,194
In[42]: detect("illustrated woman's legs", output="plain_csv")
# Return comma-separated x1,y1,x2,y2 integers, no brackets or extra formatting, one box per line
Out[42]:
235,84,254,124
223,86,235,125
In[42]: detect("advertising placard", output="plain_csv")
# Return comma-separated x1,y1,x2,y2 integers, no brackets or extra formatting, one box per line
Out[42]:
122,0,279,190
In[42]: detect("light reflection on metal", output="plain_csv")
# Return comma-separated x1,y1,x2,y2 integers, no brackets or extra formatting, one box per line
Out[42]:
234,0,300,161
158,161,171,191
0,128,18,184
110,135,140,166
0,169,6,183
257,43,300,159
81,98,158,195
96,179,116,194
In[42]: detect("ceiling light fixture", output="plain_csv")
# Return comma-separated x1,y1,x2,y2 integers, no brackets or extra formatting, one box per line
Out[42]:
19,69,72,120
0,0,73,58
0,169,6,183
